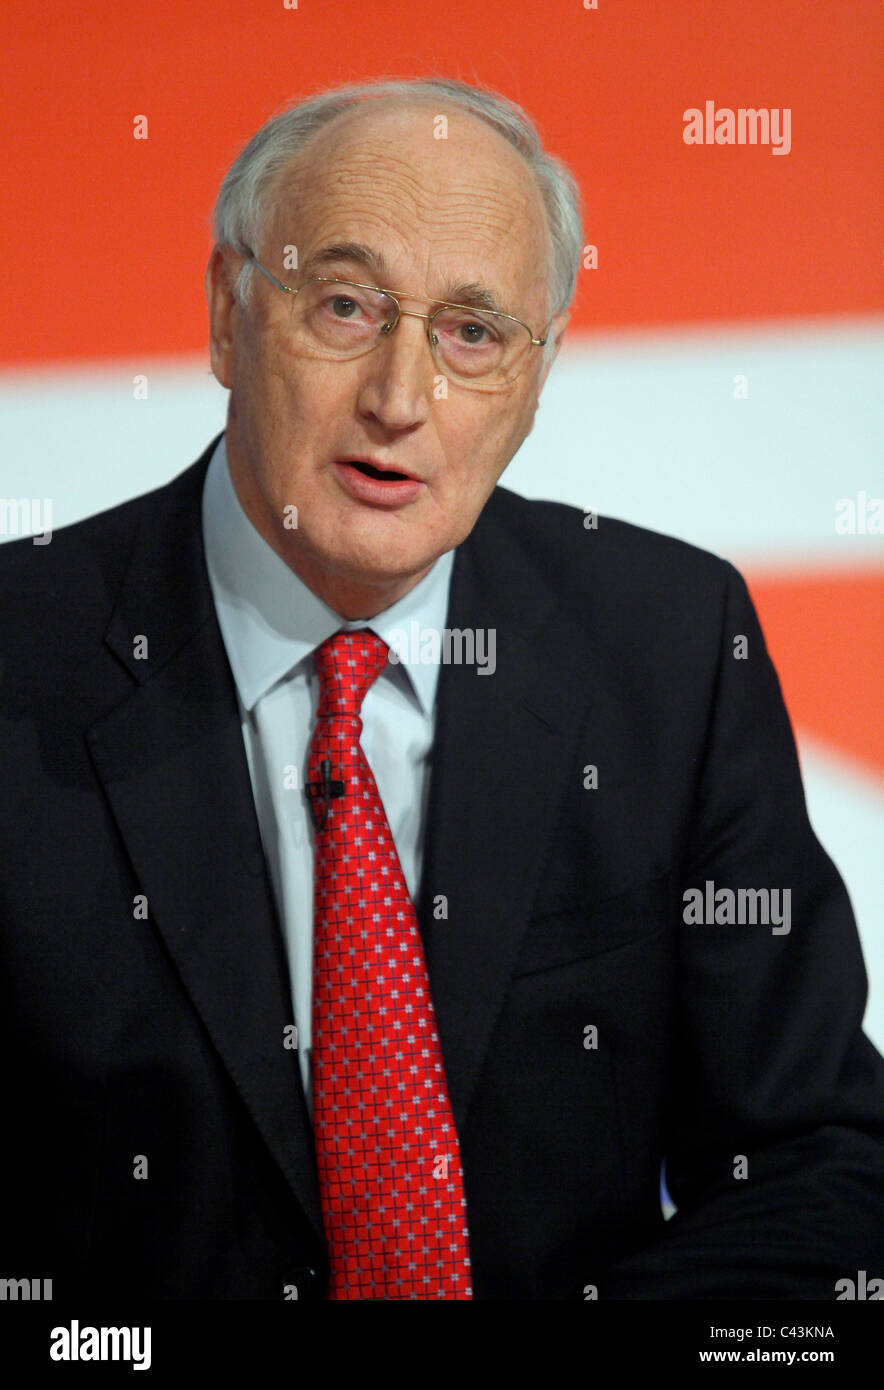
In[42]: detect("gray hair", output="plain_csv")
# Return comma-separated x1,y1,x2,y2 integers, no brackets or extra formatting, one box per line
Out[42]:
210,77,583,347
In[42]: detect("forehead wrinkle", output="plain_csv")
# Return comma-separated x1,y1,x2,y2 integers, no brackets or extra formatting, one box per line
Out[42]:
280,190,537,270
285,123,543,228
298,178,530,253
292,186,542,276
420,198,533,245
320,160,427,213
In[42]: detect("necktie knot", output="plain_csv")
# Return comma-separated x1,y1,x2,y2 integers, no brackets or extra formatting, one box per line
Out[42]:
314,628,389,721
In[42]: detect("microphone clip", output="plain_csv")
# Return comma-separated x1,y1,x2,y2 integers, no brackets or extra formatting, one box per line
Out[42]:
306,758,346,831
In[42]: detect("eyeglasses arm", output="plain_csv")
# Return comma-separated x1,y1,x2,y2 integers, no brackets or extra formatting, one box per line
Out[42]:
241,248,299,297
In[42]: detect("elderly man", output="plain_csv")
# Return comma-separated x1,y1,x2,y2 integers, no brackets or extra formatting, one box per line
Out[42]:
2,77,882,1302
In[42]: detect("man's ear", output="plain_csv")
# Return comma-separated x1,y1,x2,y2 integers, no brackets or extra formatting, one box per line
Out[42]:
205,245,240,389
537,311,570,395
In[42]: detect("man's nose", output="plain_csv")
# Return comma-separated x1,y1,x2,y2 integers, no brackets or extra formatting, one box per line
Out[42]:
355,311,434,430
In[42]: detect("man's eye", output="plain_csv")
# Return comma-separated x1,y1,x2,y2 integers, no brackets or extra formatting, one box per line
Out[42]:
458,321,489,344
330,296,360,318
440,316,500,348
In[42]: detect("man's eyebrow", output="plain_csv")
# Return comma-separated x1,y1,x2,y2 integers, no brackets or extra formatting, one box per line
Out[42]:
301,244,508,314
440,282,506,314
301,243,391,279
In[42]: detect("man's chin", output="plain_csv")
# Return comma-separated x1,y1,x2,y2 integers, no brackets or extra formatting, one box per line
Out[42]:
287,525,443,599
327,546,438,590
320,513,447,579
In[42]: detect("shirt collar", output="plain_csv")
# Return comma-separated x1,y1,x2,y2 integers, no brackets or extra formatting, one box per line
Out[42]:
201,433,455,716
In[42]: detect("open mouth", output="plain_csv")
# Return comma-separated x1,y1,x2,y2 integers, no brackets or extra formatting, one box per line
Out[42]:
347,460,412,481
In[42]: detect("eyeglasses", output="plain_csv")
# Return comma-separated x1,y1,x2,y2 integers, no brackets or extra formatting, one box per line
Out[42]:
241,248,549,391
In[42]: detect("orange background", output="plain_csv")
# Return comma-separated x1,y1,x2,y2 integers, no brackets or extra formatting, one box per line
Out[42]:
1,0,881,774
2,0,881,363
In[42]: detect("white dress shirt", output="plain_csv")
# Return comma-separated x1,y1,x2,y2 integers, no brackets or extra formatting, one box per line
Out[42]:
201,434,455,1118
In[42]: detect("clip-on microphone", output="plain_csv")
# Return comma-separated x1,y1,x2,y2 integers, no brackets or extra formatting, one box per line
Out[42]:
306,758,346,830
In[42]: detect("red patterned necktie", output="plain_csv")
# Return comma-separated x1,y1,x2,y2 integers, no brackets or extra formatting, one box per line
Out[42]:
307,628,473,1300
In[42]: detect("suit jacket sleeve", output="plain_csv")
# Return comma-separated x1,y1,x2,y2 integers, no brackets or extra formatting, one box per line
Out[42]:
602,559,884,1298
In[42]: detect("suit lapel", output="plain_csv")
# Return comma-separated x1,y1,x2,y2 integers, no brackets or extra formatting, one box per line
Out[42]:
85,439,325,1246
416,496,595,1135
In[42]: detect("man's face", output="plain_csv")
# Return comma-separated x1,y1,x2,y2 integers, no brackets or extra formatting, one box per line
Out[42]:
207,100,566,615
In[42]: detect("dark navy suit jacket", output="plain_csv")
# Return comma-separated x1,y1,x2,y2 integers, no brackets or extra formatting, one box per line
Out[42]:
2,434,882,1299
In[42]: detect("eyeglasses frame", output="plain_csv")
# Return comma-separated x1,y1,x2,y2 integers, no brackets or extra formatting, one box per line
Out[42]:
239,247,549,384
